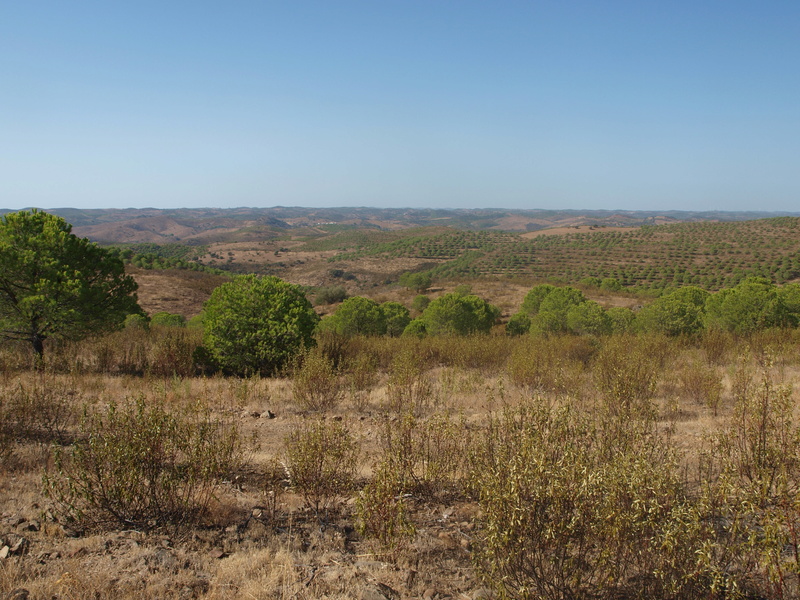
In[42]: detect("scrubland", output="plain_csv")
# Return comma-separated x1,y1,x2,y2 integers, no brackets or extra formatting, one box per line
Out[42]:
3,327,800,599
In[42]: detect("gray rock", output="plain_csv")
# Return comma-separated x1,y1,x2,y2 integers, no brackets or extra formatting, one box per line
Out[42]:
18,520,39,532
148,548,177,571
360,586,388,600
9,538,28,555
362,582,400,600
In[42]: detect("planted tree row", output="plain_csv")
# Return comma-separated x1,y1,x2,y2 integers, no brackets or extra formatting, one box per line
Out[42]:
316,217,800,290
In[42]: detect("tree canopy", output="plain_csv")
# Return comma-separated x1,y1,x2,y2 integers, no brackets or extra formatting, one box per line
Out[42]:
399,271,433,293
0,210,141,361
319,296,386,337
410,292,500,336
636,286,710,336
704,277,785,334
319,297,411,337
202,274,319,376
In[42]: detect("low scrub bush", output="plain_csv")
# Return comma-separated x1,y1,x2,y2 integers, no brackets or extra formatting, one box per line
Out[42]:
700,355,800,598
344,352,379,410
292,348,344,411
0,395,14,469
355,459,416,547
385,349,434,414
148,327,201,377
283,418,359,515
45,395,243,530
355,411,472,545
698,327,734,365
506,336,586,396
471,399,709,599
437,335,512,373
0,376,76,444
593,333,672,416
377,412,472,501
676,359,724,415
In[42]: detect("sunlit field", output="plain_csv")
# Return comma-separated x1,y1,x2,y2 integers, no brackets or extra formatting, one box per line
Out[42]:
4,324,800,599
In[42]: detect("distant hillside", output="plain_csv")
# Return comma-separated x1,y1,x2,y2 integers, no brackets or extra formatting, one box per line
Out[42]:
4,207,798,244
314,217,800,290
5,208,800,312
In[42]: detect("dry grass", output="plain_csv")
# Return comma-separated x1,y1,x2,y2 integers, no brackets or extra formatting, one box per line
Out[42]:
2,331,800,598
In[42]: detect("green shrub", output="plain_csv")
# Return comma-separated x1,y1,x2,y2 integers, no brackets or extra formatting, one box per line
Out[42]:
45,396,243,530
380,301,411,337
186,312,205,330
202,274,319,376
566,300,612,335
636,286,709,336
411,294,431,314
314,285,348,305
284,419,359,514
319,296,386,336
529,286,588,334
607,306,636,333
520,283,557,315
704,277,784,334
399,271,432,293
402,318,427,338
578,276,602,289
600,277,622,291
124,313,149,330
149,312,186,328
505,312,531,336
418,292,500,336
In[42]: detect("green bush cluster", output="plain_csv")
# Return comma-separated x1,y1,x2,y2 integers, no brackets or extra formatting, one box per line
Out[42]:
510,278,800,338
319,296,411,337
510,283,611,336
406,291,500,337
149,311,187,328
314,284,348,305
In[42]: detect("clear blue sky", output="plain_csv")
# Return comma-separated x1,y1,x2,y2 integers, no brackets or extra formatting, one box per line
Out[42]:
1,1,798,211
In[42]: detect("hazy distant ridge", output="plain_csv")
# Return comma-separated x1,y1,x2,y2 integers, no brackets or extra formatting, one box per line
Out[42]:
3,207,799,244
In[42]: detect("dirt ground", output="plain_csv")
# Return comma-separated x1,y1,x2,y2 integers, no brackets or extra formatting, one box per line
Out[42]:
3,341,788,599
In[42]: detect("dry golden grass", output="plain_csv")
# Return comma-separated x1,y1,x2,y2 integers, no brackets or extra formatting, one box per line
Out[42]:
2,331,800,599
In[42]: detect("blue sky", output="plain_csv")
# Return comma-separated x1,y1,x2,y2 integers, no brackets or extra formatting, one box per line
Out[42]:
1,1,798,211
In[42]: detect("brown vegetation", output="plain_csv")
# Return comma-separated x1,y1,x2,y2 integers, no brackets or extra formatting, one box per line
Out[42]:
3,328,800,598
